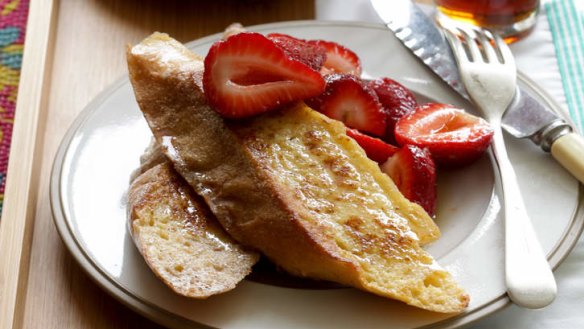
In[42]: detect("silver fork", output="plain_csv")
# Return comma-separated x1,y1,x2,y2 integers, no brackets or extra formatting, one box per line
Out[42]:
443,25,557,309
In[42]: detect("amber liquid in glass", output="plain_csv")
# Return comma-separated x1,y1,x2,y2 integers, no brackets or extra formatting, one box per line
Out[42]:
436,0,539,42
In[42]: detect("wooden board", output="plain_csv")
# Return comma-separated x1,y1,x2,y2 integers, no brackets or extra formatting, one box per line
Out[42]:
0,0,314,328
0,0,58,328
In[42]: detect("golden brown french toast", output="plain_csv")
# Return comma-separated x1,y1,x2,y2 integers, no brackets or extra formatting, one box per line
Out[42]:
128,161,259,298
127,32,468,313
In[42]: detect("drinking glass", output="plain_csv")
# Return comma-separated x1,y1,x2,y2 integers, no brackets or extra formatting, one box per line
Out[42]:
435,0,540,43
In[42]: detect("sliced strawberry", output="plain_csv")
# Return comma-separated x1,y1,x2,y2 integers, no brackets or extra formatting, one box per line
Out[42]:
394,103,494,167
307,39,362,76
381,145,437,216
346,128,398,163
203,32,326,118
368,78,418,143
306,74,386,136
267,33,326,72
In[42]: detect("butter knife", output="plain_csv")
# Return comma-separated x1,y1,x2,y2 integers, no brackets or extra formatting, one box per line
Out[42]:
371,0,584,184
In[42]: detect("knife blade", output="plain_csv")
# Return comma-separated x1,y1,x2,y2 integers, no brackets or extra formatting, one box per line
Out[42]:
371,0,584,183
372,0,468,98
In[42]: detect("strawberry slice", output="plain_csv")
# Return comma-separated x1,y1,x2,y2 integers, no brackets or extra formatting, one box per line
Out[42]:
203,32,326,119
381,145,437,216
267,33,326,72
307,39,362,76
306,74,386,136
394,103,494,167
368,78,418,143
346,128,398,163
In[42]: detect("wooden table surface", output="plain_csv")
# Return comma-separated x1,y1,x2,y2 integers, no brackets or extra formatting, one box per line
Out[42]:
0,0,314,328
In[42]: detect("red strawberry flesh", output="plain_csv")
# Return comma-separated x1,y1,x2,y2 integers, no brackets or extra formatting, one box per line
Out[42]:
394,103,494,167
267,33,327,71
368,78,418,143
203,32,325,118
307,39,362,76
346,128,398,163
381,145,437,216
307,74,386,137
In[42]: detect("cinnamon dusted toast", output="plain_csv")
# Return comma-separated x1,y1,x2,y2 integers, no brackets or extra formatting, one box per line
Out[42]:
128,159,259,298
130,138,167,181
127,32,469,313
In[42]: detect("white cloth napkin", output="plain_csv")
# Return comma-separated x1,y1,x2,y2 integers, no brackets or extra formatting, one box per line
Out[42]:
315,1,584,328
543,0,584,132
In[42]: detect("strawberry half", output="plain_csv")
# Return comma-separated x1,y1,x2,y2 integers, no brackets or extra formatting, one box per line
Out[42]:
381,145,437,216
394,103,494,167
346,128,398,163
307,39,362,76
368,78,418,143
267,33,326,72
203,32,326,119
306,74,386,136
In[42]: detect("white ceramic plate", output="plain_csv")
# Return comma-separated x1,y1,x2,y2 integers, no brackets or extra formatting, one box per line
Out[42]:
50,21,583,329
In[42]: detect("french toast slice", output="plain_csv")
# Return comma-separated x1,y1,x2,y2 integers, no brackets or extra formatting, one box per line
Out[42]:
128,161,259,298
127,32,469,313
129,138,167,181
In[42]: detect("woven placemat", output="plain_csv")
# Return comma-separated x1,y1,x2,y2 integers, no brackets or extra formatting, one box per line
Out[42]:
0,0,29,215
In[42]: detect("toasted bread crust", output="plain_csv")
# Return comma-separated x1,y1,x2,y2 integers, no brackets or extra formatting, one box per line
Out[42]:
128,33,364,287
129,138,167,182
128,162,259,298
127,32,468,313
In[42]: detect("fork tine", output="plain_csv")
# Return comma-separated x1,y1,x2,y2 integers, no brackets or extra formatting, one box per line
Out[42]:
459,26,483,63
493,32,516,66
443,28,468,61
476,29,500,64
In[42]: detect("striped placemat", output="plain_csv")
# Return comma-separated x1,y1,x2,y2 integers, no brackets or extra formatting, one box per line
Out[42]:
545,0,584,132
0,0,29,215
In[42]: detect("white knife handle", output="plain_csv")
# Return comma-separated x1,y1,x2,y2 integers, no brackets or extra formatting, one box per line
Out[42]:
551,132,584,184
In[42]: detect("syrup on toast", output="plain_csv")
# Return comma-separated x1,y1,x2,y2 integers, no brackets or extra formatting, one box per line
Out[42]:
127,32,469,313
128,161,259,298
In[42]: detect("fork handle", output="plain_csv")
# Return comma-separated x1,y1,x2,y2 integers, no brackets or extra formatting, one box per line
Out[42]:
492,126,558,309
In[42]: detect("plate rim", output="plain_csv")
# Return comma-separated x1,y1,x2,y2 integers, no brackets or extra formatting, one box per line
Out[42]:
50,20,584,329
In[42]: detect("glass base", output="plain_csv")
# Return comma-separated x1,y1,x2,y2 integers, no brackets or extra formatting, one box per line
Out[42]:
435,8,538,43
